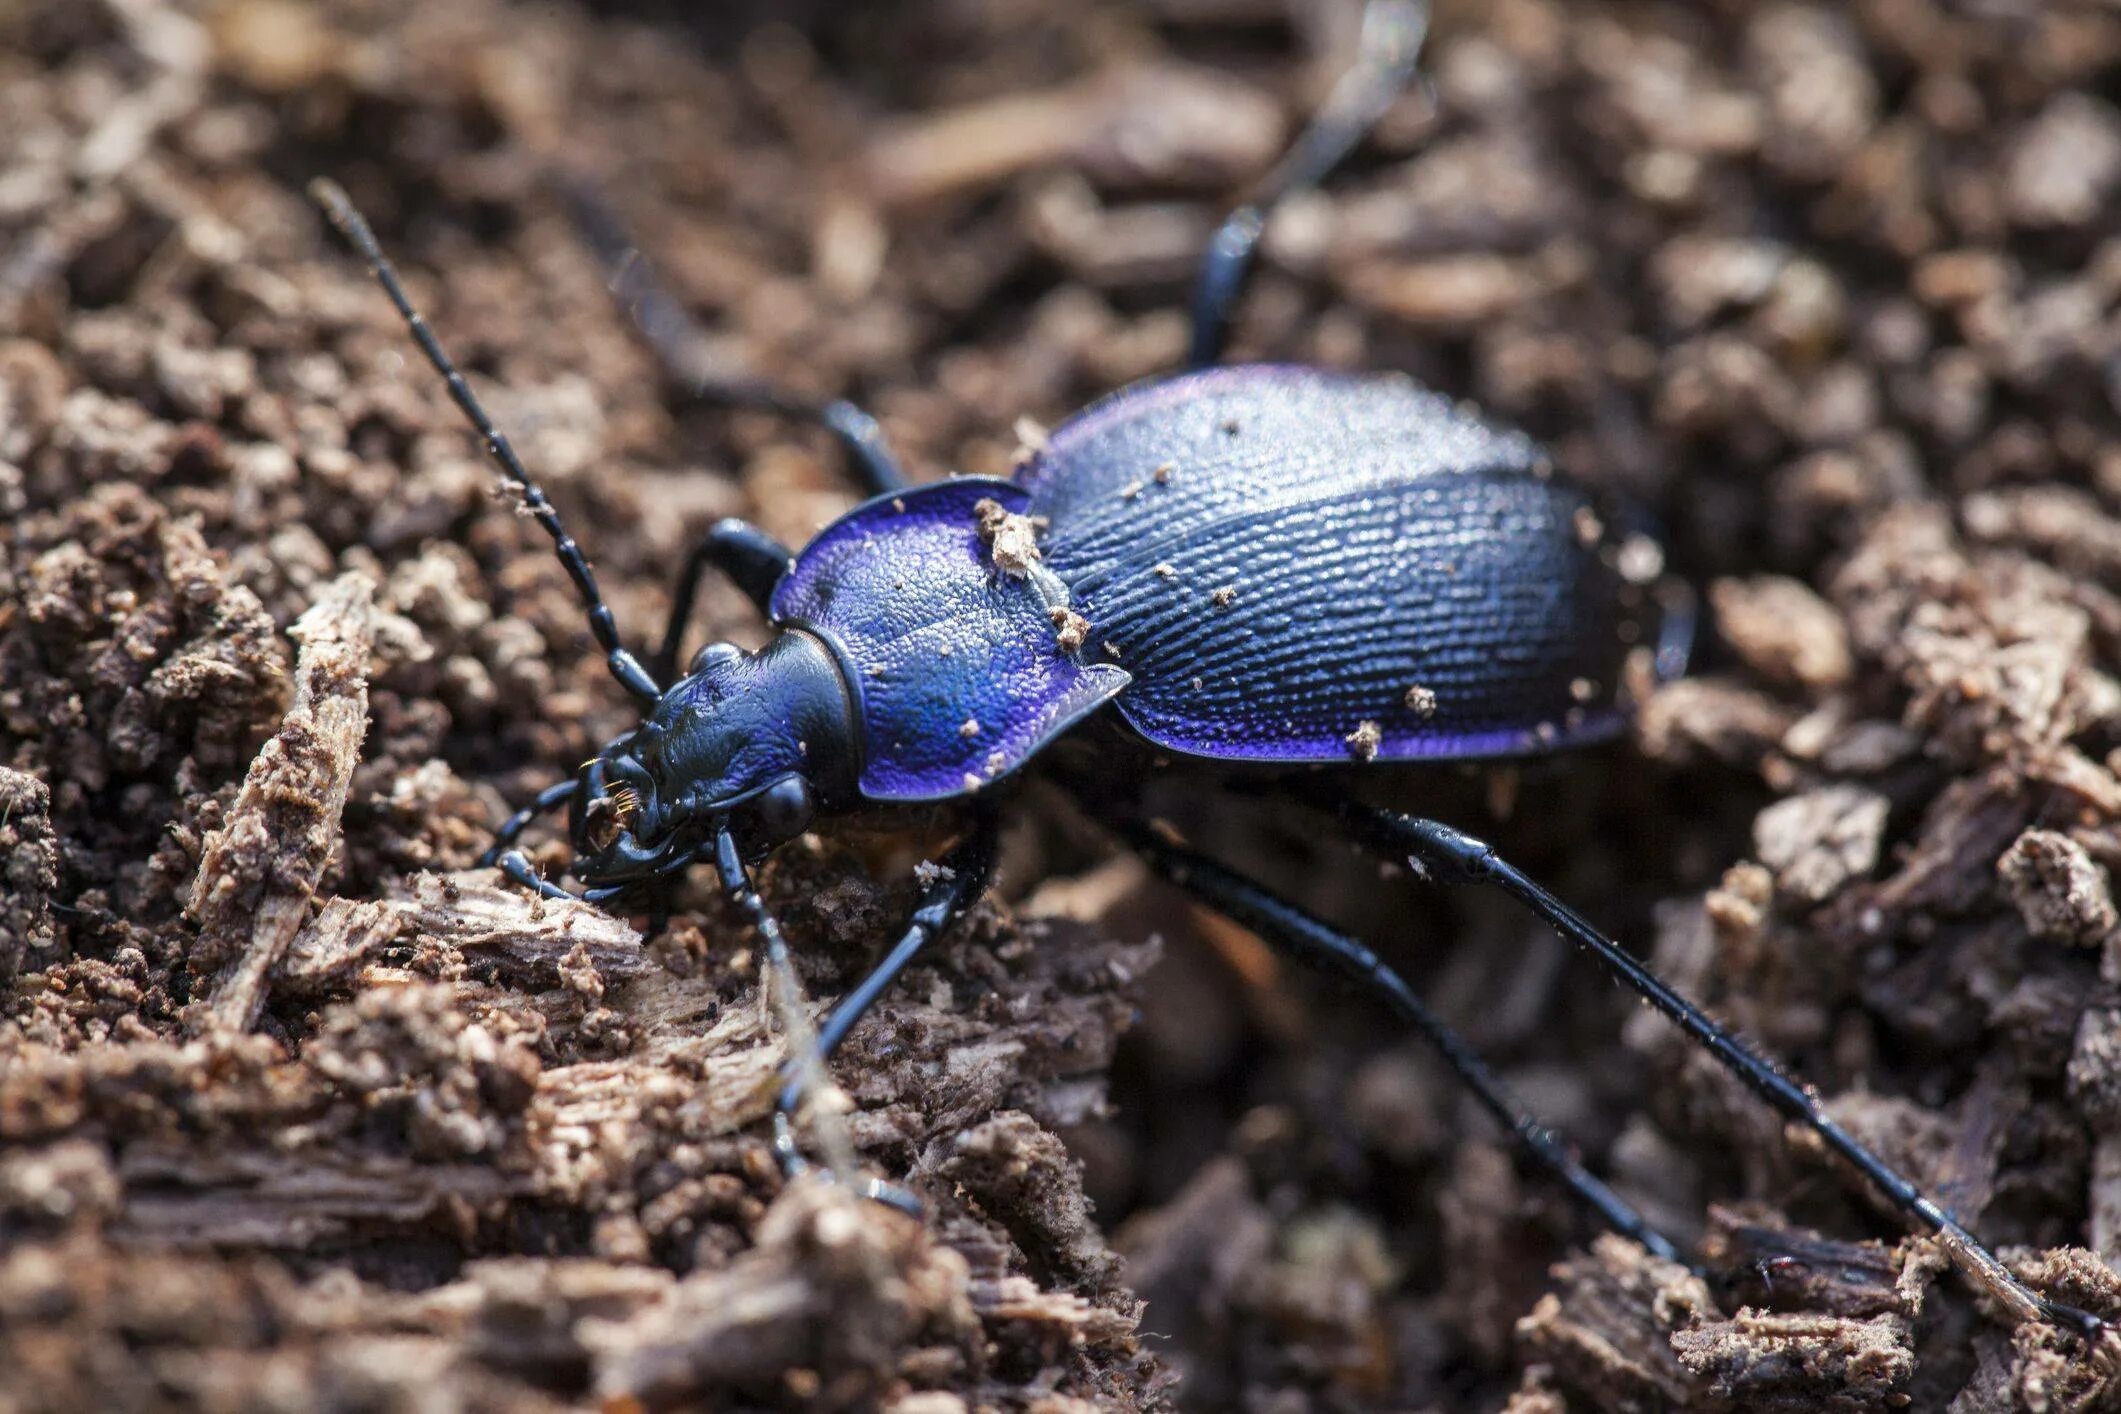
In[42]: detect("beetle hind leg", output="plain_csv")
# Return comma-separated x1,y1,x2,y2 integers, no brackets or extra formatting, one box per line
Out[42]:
1118,815,1690,1266
1321,792,2114,1348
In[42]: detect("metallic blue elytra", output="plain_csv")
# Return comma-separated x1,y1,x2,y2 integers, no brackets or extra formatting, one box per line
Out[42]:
1023,366,1687,764
755,365,1689,807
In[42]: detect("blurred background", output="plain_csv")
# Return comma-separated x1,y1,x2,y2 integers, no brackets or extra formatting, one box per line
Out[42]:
7,0,2121,1409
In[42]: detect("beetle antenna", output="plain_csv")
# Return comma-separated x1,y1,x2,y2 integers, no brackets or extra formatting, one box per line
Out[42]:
310,179,661,706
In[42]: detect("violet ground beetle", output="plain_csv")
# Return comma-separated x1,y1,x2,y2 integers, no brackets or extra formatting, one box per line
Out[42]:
312,0,2109,1350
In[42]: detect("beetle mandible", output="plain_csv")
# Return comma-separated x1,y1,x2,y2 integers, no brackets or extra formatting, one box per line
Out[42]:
312,0,2107,1349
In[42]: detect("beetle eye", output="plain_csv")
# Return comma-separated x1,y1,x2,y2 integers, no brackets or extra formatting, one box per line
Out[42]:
746,775,815,846
689,641,745,676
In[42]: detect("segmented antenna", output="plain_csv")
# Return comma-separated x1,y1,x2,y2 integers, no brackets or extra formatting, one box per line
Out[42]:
309,179,661,706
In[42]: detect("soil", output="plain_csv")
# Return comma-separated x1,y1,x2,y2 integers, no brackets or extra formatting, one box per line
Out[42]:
7,1,2121,1409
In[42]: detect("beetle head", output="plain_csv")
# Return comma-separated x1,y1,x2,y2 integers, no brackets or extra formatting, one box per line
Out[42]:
568,630,858,888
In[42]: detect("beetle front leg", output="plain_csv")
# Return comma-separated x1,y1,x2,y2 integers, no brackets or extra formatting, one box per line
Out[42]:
1321,793,2113,1349
481,779,581,900
777,807,1001,1112
655,519,795,680
765,809,1000,1214
715,820,998,1215
1117,815,1689,1266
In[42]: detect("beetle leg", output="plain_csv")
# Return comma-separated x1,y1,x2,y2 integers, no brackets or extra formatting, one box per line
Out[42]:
494,848,581,902
1326,797,2113,1348
777,808,1001,1118
1119,816,1689,1267
479,779,579,870
1187,0,1432,368
484,780,589,901
765,809,999,1216
654,519,796,680
715,828,944,1215
566,178,910,495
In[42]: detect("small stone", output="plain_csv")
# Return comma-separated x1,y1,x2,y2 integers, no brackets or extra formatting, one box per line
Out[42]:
1711,576,1853,693
1345,720,1383,762
2008,93,2121,228
959,718,980,738
1405,685,1439,718
1211,585,1236,607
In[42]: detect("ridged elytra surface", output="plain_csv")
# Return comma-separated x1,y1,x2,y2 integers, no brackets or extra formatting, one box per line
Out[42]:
1019,366,1671,762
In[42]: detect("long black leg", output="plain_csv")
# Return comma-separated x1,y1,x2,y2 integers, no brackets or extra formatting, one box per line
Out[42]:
654,518,795,682
713,829,919,1213
566,181,909,496
1187,0,1431,368
1322,795,2110,1345
478,779,580,900
479,779,578,869
311,181,661,706
1119,819,1686,1266
776,809,1001,1117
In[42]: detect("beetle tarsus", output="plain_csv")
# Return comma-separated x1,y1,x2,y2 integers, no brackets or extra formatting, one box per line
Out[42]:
494,848,578,902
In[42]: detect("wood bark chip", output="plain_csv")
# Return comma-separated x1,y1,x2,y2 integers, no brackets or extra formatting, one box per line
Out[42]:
187,572,376,1032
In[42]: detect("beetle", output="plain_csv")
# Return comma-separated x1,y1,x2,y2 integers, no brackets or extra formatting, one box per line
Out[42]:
312,0,2105,1348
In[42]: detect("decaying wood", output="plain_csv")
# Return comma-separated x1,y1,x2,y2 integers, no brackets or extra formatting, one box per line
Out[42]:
188,572,376,1032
